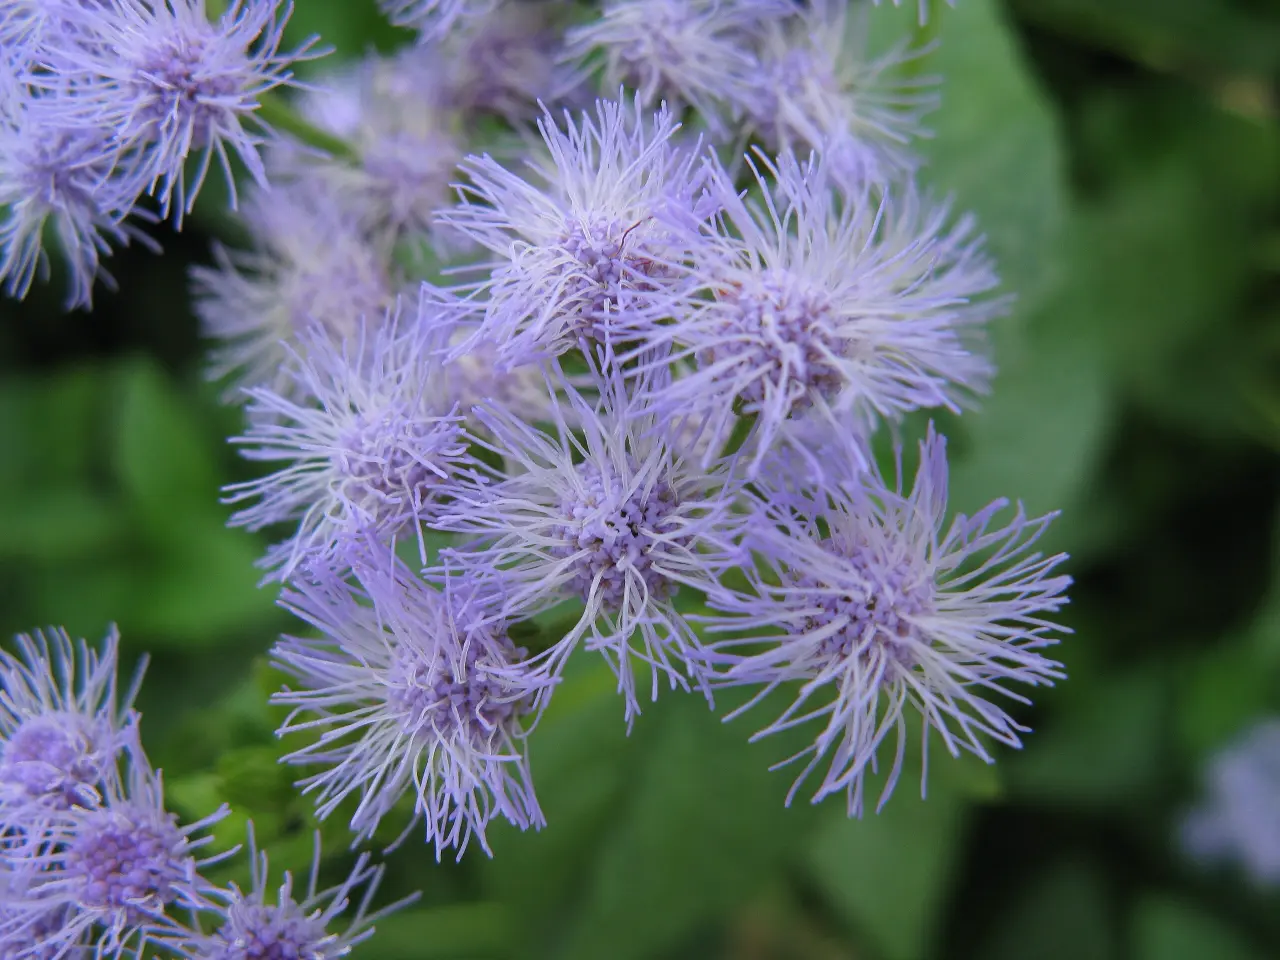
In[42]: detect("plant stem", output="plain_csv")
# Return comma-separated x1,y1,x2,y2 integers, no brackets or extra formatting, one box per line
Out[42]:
256,93,359,163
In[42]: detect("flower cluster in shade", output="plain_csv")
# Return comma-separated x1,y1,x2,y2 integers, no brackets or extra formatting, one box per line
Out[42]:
0,627,412,960
3,0,1070,866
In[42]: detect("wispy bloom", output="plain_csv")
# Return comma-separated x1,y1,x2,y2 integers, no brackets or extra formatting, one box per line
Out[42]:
13,735,230,960
439,96,712,365
1182,719,1280,887
0,625,143,814
224,300,471,580
702,426,1069,815
436,368,744,723
564,0,792,136
191,183,397,399
0,92,156,310
272,557,545,857
745,0,937,181
378,0,499,42
284,48,463,251
35,0,316,223
636,149,998,474
180,827,416,959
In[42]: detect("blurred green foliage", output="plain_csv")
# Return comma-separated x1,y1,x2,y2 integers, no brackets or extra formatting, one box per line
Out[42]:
2,0,1279,957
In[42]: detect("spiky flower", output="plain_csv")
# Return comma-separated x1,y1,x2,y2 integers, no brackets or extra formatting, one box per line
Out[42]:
745,0,937,181
180,827,416,959
702,426,1069,815
0,626,143,815
12,734,229,960
378,0,499,42
564,0,792,137
272,557,545,857
1182,718,1280,887
32,0,316,223
191,183,397,400
438,96,712,366
636,149,998,474
435,368,744,723
224,299,471,580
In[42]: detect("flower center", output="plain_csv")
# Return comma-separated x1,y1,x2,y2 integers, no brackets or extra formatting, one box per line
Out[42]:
211,901,333,960
336,412,463,524
553,218,670,342
131,34,240,139
66,808,190,918
797,540,932,668
553,461,687,607
709,271,845,409
0,713,105,805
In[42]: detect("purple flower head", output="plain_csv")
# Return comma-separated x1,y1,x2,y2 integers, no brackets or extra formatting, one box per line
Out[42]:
34,0,317,224
0,626,143,814
14,733,230,960
0,90,157,310
635,149,998,475
191,183,397,400
180,826,416,960
224,298,471,581
0,870,80,960
435,367,744,724
746,0,938,181
564,0,794,138
272,556,546,857
702,425,1069,815
378,0,499,43
283,48,464,252
1181,718,1280,887
438,95,713,366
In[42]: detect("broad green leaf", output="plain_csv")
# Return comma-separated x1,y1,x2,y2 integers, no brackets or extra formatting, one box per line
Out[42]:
1131,896,1266,960
979,860,1116,960
360,904,513,960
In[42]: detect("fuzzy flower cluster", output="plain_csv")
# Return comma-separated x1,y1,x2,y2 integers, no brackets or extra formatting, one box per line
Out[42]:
0,626,411,959
6,0,1069,866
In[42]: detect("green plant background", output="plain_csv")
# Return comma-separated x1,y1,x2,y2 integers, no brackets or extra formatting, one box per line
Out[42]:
2,0,1279,957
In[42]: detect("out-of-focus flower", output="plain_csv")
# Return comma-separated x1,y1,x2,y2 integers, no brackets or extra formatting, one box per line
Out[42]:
0,625,143,814
378,0,498,42
191,184,397,399
1182,718,1280,887
438,96,712,366
273,557,545,857
435,367,744,723
224,300,471,580
564,0,793,137
702,425,1069,815
636,149,998,474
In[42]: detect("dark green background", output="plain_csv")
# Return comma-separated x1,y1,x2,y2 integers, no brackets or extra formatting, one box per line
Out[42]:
2,0,1279,956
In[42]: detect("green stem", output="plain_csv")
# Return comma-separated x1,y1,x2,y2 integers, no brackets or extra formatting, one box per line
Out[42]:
256,93,360,163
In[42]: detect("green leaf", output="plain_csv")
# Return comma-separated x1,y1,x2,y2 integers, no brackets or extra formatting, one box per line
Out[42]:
359,904,513,960
1131,896,1266,960
979,860,1116,960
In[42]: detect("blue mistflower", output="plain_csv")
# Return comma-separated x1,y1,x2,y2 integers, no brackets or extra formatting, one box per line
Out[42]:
32,0,316,224
635,149,998,475
178,826,416,959
0,626,143,815
564,0,794,137
272,557,547,857
435,367,745,724
378,0,499,43
224,299,471,580
191,184,398,400
439,95,713,366
702,425,1069,815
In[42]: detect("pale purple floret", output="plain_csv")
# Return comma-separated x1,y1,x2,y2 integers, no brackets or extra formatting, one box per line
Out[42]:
272,557,546,857
179,826,416,960
438,96,713,366
191,183,397,400
634,149,998,475
745,0,938,182
434,368,744,724
33,0,317,224
564,0,794,137
1182,718,1280,887
0,626,144,815
0,91,157,310
12,735,230,960
224,300,471,581
281,48,464,253
378,0,499,42
701,425,1069,815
